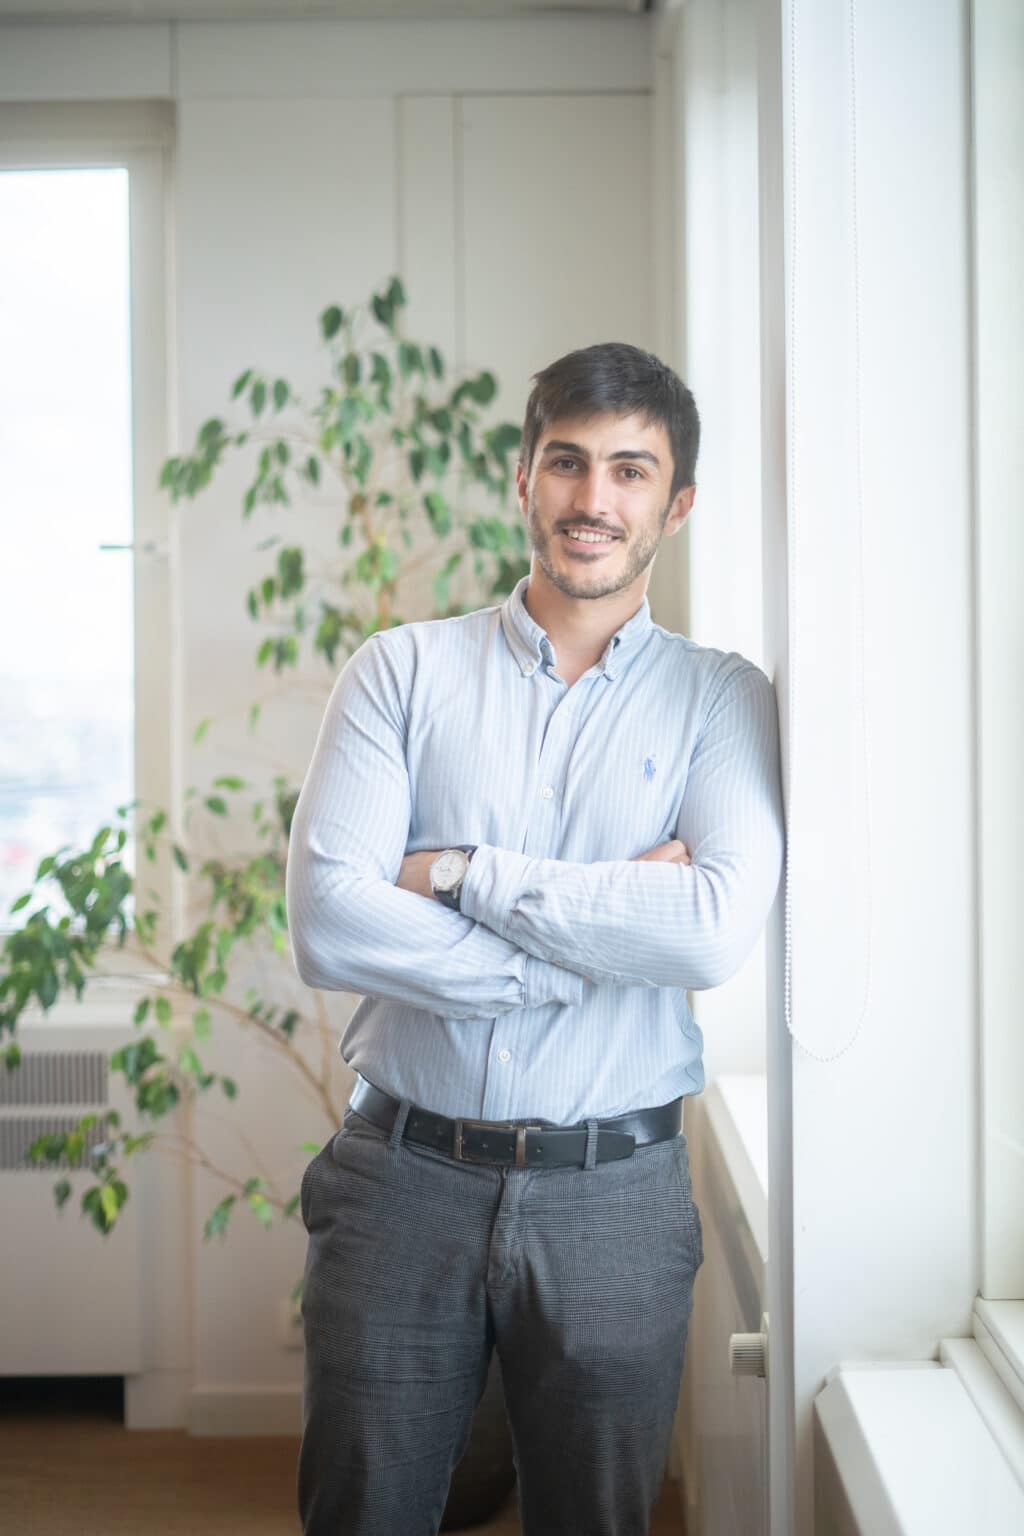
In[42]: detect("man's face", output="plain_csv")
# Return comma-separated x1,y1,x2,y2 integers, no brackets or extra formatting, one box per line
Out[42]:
515,411,695,602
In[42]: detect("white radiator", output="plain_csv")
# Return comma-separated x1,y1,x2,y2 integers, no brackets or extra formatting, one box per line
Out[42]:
673,1074,770,1534
0,1023,143,1377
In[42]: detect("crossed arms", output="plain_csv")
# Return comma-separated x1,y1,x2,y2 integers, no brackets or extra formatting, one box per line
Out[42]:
285,633,785,1017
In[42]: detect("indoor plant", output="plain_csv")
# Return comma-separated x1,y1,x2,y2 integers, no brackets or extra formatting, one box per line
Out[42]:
0,273,528,1526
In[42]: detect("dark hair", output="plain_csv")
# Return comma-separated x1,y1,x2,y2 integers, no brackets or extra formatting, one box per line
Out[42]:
519,342,700,501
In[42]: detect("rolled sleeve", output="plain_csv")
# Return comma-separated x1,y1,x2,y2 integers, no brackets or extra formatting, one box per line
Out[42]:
459,843,532,938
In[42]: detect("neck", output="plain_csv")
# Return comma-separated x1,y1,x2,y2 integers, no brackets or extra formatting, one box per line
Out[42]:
521,562,647,669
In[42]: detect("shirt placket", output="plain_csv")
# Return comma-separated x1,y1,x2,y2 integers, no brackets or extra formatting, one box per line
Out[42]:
480,670,588,1122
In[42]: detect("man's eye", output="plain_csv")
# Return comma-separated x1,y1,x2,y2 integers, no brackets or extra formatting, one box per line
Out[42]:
554,457,578,470
620,467,643,481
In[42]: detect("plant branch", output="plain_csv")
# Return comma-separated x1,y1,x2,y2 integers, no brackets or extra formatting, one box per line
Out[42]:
125,936,337,1125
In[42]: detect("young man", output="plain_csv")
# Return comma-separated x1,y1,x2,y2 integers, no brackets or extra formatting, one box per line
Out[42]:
286,342,785,1536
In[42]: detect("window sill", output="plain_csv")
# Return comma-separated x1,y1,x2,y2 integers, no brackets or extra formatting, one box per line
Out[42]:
815,1355,1024,1531
972,1298,1024,1416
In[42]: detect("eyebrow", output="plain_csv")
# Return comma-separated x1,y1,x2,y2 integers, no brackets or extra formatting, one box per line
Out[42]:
540,438,662,469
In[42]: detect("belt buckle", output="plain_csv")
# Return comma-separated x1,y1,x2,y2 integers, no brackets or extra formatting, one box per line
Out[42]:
454,1118,543,1167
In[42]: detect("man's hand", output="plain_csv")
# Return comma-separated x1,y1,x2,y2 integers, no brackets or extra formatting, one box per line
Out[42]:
398,839,692,902
632,838,691,864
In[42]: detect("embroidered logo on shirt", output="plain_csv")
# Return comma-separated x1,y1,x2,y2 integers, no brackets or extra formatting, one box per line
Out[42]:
643,755,657,782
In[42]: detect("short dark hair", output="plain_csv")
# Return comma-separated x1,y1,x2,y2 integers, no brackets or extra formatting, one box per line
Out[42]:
519,342,700,501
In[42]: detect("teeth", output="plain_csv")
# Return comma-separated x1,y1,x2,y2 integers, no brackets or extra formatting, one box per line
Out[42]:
566,530,615,544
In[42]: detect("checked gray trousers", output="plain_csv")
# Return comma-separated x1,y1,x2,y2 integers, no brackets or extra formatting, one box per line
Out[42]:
297,1096,704,1536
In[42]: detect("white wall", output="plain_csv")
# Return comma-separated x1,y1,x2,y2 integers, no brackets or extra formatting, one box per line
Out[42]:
781,3,977,1526
662,0,981,1531
2,15,659,1428
664,0,769,1081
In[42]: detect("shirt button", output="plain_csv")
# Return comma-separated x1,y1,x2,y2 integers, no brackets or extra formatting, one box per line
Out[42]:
497,1049,511,1063
541,785,554,800
523,661,536,674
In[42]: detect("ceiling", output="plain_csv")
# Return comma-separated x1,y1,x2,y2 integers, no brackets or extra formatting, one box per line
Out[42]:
0,0,651,21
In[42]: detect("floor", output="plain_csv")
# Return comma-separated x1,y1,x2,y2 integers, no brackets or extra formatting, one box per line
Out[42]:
0,1379,685,1535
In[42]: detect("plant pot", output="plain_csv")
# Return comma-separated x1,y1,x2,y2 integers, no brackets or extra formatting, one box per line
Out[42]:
440,1348,516,1530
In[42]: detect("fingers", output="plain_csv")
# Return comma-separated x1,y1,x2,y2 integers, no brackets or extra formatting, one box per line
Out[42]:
632,839,691,864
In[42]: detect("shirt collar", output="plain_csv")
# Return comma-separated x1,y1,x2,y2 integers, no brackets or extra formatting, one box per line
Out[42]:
499,574,652,681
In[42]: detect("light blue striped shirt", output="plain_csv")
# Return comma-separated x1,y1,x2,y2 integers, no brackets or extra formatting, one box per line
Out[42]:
286,574,785,1123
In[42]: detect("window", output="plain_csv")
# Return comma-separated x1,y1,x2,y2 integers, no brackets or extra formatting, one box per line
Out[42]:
972,0,1024,1316
0,167,135,919
0,103,172,996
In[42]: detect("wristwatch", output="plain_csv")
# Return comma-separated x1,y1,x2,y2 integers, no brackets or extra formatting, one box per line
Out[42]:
429,845,478,911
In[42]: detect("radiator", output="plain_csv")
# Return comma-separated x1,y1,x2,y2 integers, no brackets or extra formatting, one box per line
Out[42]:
0,1024,143,1377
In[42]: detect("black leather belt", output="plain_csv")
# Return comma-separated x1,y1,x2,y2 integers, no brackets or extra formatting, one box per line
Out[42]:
346,1072,683,1169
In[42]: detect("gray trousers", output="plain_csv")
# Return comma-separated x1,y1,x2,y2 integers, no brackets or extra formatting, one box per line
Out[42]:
297,1095,704,1536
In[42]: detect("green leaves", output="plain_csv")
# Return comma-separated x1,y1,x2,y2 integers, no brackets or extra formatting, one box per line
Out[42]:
423,490,451,538
398,340,424,381
152,275,526,679
0,277,545,1253
468,516,510,553
204,1194,236,1241
277,546,304,599
370,275,406,333
433,551,463,614
159,416,232,504
354,541,399,595
81,1178,129,1235
320,304,345,341
369,351,392,410
451,370,497,409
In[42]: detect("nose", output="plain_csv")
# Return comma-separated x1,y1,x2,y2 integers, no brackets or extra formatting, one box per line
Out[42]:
571,466,611,518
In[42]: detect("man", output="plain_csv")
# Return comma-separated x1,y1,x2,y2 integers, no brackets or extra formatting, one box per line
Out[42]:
286,341,785,1536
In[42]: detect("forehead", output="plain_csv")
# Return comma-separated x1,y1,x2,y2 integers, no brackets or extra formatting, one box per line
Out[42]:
536,410,670,462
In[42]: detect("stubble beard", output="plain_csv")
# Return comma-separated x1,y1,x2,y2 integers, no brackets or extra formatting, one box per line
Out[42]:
525,491,671,601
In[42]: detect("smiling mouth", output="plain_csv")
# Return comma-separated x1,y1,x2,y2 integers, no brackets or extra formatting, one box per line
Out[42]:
561,529,620,553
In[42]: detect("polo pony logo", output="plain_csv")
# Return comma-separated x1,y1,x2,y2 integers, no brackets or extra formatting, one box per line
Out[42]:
642,755,657,783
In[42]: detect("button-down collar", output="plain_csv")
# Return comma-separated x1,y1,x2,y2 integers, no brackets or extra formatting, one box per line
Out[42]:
499,574,653,681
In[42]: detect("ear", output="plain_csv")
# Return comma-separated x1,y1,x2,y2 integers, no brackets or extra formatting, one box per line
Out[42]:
663,484,696,538
515,460,529,516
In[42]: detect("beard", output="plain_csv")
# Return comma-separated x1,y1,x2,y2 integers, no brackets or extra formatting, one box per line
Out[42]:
525,491,671,600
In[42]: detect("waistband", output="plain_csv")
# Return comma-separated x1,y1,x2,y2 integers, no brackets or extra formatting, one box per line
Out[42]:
346,1072,684,1169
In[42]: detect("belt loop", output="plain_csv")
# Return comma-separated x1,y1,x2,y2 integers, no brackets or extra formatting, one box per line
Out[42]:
583,1117,600,1171
389,1097,413,1152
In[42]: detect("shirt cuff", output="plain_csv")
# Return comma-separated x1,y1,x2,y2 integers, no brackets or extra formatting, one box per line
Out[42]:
524,955,584,1010
459,843,532,938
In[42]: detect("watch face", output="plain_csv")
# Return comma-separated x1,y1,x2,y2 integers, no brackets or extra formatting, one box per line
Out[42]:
432,850,468,891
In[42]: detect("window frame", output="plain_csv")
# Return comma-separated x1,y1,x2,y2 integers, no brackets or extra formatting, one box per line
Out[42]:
971,0,1024,1340
0,102,176,1007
